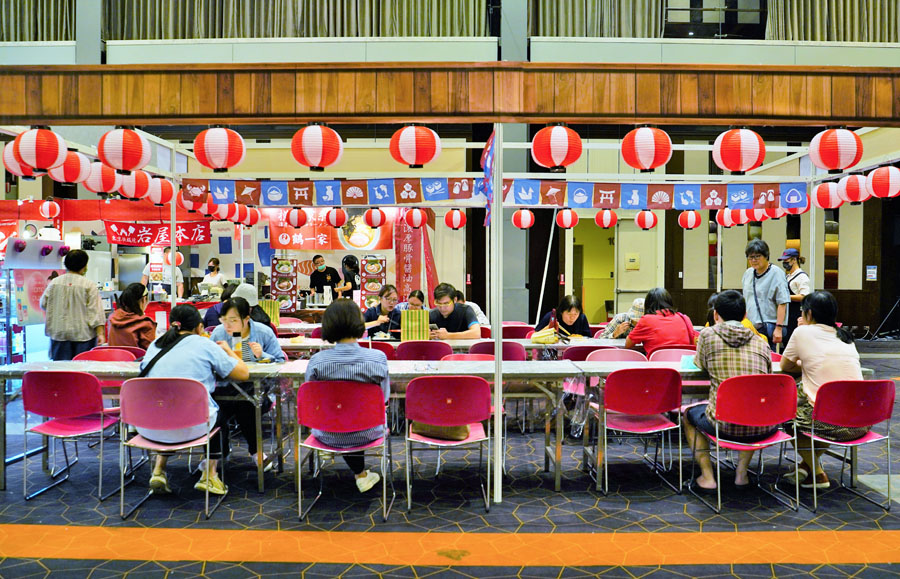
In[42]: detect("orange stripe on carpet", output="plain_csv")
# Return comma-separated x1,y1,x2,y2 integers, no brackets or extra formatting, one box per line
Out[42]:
1,525,900,566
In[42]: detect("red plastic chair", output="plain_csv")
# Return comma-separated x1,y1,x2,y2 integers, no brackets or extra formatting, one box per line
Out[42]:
585,349,648,362
590,368,683,495
396,340,453,361
801,380,895,512
296,381,393,521
360,340,396,360
405,375,492,511
442,353,495,361
119,378,225,519
648,348,710,392
310,327,322,339
562,345,615,361
771,352,783,363
480,326,492,339
22,371,119,501
278,316,303,326
469,340,527,361
92,345,146,359
502,321,529,326
76,349,136,362
653,344,696,353
500,326,533,339
688,374,799,514
589,324,607,337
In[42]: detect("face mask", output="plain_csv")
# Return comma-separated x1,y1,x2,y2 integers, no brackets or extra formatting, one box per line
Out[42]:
783,262,792,270
206,267,214,274
316,264,326,271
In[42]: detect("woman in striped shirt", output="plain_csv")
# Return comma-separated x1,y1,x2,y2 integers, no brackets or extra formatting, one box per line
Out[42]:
305,298,390,493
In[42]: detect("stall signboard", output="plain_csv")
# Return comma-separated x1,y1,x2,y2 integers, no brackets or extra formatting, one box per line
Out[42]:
269,208,393,251
393,213,422,298
0,220,18,259
104,221,210,246
14,268,65,325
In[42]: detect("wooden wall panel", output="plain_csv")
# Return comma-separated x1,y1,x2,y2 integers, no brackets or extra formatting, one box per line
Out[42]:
159,73,181,116
636,72,661,116
831,75,856,119
751,74,774,117
554,72,575,114
355,71,377,114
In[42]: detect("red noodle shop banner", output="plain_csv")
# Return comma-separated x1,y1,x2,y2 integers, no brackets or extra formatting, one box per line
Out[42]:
104,221,211,246
267,208,393,251
394,216,422,298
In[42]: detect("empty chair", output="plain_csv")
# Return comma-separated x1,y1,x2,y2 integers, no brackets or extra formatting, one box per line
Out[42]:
648,348,697,362
499,326,533,339
653,344,696,353
589,324,607,337
396,340,453,361
92,345,146,359
480,326,492,339
359,341,396,360
441,353,495,362
502,321,530,326
593,329,607,339
278,317,303,326
76,349,136,362
310,327,322,339
585,348,648,363
469,340,527,361
562,345,615,361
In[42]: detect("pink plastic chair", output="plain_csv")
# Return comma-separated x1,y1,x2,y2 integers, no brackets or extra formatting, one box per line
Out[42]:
22,371,119,501
585,349,648,362
648,348,710,392
310,327,322,339
562,345,615,361
405,375,492,511
92,345,146,359
296,381,393,521
396,340,453,361
801,380,895,512
359,341,396,360
278,317,303,326
480,326,492,339
589,368,683,495
688,374,799,514
589,324,607,336
502,321,529,326
500,326,533,339
119,378,224,519
592,329,608,338
76,349,136,362
771,352,783,363
442,353,495,361
654,344,696,353
469,340,527,361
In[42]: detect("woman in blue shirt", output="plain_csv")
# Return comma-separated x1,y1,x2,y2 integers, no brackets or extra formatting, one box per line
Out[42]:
363,284,401,336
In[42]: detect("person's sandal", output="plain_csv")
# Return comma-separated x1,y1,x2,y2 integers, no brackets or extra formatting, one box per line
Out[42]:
783,463,811,485
801,472,830,490
149,471,171,494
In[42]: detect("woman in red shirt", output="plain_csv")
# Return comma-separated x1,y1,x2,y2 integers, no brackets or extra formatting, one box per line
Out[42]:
625,288,698,356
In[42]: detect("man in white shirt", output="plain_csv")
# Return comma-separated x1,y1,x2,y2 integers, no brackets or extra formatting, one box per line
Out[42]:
453,289,488,325
141,247,184,297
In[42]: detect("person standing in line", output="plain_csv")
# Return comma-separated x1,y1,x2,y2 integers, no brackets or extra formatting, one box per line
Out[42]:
778,248,811,347
141,247,184,297
741,240,790,350
202,258,227,290
40,249,107,360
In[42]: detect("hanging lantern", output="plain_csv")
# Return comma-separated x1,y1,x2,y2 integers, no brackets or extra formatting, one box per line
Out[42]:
327,208,348,228
47,151,91,184
634,210,658,230
291,124,344,171
812,181,844,209
809,128,863,172
13,128,67,172
147,178,175,206
163,251,185,267
555,209,579,229
38,200,60,220
177,189,201,212
83,162,122,194
748,208,769,222
229,204,249,224
197,198,218,217
866,166,900,199
712,129,766,174
193,127,246,173
119,169,151,201
286,208,308,228
732,209,750,225
783,196,810,216
3,142,42,179
364,208,387,229
512,209,534,230
243,207,261,227
213,203,237,221
836,174,870,205
765,205,787,220
390,126,441,168
677,210,701,230
97,127,152,174
404,208,427,229
621,127,672,172
531,125,582,172
715,209,736,228
594,209,617,229
444,209,466,230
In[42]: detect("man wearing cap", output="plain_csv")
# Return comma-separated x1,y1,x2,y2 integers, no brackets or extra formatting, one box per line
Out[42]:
599,298,644,339
230,282,272,326
778,248,811,347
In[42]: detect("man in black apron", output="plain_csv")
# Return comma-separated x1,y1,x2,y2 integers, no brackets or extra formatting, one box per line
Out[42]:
778,248,810,347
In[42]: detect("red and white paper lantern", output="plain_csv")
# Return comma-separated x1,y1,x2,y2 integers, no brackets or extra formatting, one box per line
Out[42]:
634,210,658,230
712,129,766,174
364,208,387,228
809,128,863,172
748,208,769,222
229,204,249,224
783,196,810,215
531,125,582,172
97,128,152,174
243,207,261,227
286,208,308,228
765,205,787,220
83,162,122,194
594,209,617,229
193,128,245,173
3,142,42,179
13,128,67,172
163,251,184,267
837,174,870,204
213,203,237,221
390,126,441,168
326,208,348,228
119,170,151,201
621,127,672,172
866,166,900,199
403,208,427,229
177,189,201,212
732,209,751,225
677,210,702,230
38,200,60,220
147,178,175,206
444,209,466,230
291,125,344,171
715,210,736,228
512,209,534,230
556,209,579,229
813,182,843,209
197,198,217,217
47,151,91,183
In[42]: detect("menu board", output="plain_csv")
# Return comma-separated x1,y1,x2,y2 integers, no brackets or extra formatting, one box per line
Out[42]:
360,254,386,310
271,258,297,314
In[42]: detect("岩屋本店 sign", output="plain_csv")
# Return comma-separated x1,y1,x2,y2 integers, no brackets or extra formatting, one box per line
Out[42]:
104,221,211,246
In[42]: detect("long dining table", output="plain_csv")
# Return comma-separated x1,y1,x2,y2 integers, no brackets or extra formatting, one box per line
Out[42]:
278,337,627,354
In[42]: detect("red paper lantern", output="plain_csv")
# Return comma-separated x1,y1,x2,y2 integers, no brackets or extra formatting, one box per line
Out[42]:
512,209,534,229
765,205,787,220
621,127,672,172
177,189,201,212
97,128,152,174
364,208,387,229
286,208,308,228
783,196,810,216
809,128,863,172
194,128,245,172
213,203,237,221
83,162,122,194
197,198,217,217
38,200,60,220
712,129,766,174
813,182,843,209
836,175,870,205
147,178,175,206
327,208,348,228
866,166,900,199
748,208,769,222
715,210,736,228
119,170,151,201
291,125,343,171
47,151,91,184
390,126,441,168
444,209,466,230
531,125,582,172
3,142,42,179
230,204,249,224
13,128,67,172
404,208,427,229
243,207,261,227
634,210,658,230
555,209,579,229
732,209,750,225
163,251,184,267
677,210,701,230
594,209,617,229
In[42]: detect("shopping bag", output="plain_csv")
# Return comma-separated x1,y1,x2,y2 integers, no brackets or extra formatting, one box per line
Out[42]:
401,309,429,341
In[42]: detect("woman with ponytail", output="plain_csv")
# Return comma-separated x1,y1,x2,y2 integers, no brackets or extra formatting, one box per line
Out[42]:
137,304,249,496
108,282,156,350
781,291,864,490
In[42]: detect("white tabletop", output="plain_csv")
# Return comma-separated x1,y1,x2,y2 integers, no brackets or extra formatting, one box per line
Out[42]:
278,337,626,352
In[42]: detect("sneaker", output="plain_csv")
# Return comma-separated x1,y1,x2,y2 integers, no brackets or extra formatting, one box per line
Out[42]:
355,470,380,493
251,453,274,473
194,473,228,495
149,471,171,494
801,472,830,490
784,464,811,485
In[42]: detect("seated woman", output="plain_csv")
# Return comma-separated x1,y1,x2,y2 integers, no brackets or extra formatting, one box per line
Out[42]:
395,289,426,312
781,291,865,490
626,288,698,356
138,304,249,495
363,285,401,335
203,281,240,328
230,283,272,327
209,297,285,467
305,298,390,493
535,295,592,337
108,282,156,350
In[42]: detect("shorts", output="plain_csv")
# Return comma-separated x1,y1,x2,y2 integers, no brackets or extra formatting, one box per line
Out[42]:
685,403,776,443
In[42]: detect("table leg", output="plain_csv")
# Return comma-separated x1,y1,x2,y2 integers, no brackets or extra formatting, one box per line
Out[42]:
851,446,858,488
555,389,563,492
1,378,5,490
275,387,284,474
543,402,551,472
255,398,264,494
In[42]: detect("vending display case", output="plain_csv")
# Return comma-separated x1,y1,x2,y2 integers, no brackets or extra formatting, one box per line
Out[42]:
0,272,25,367
360,254,387,310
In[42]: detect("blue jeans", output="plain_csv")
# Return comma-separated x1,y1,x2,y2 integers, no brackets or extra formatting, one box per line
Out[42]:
761,322,778,351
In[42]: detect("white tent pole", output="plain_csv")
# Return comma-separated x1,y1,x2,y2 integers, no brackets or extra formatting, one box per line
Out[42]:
490,123,504,503
716,212,722,293
535,209,558,323
169,143,178,307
